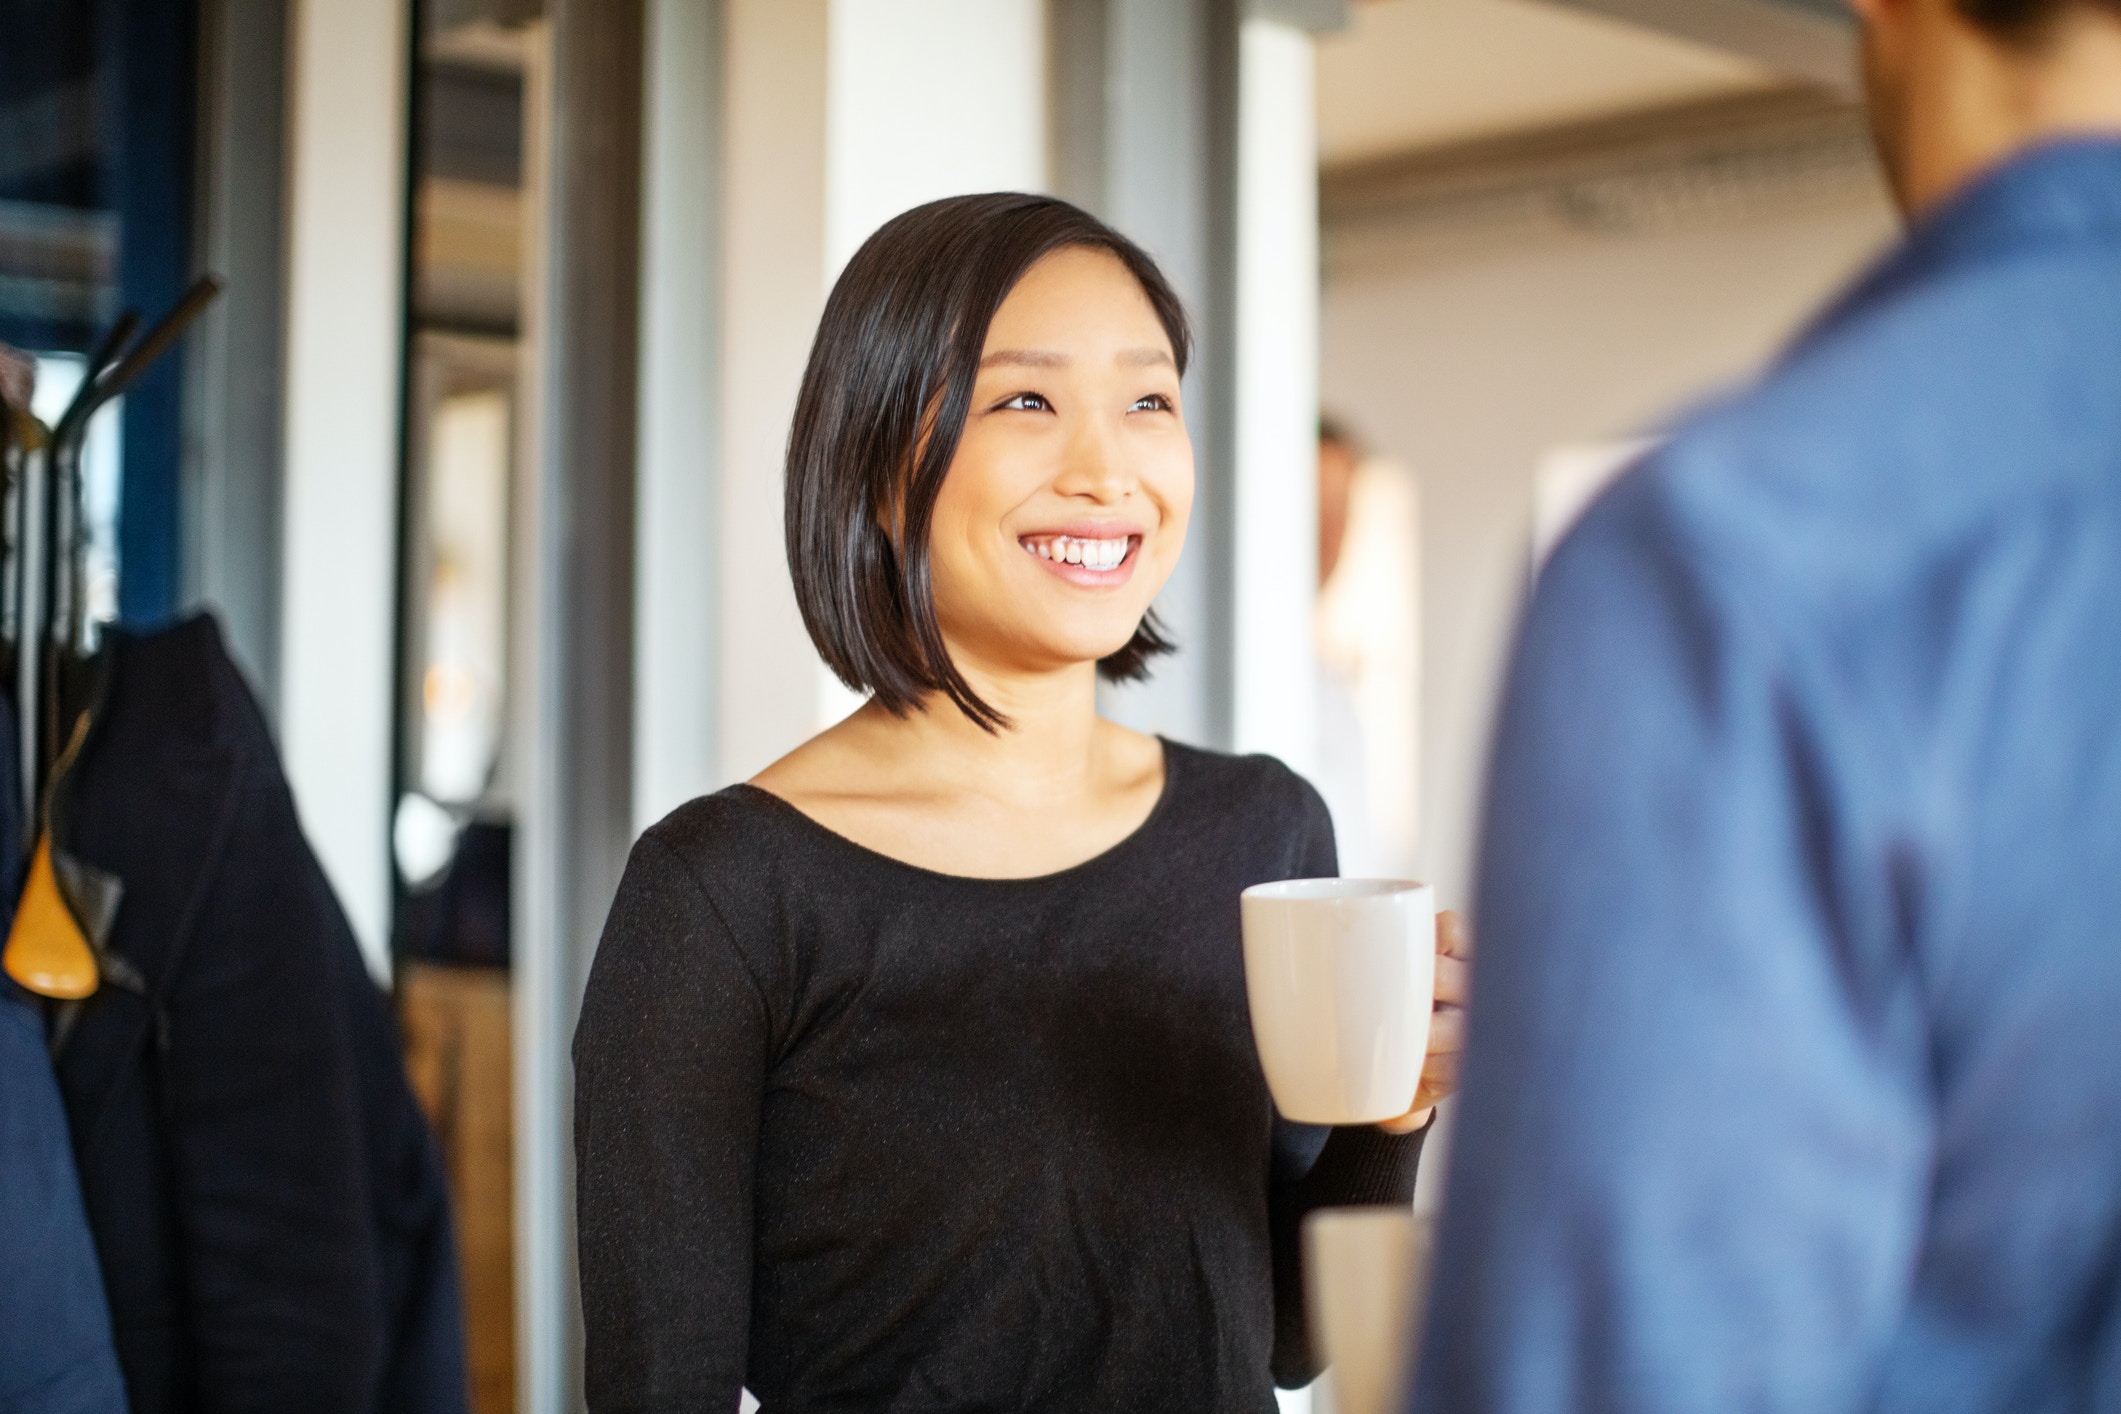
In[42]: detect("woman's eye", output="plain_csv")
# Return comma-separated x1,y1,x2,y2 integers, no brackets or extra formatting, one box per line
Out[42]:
1130,393,1174,413
998,392,1051,412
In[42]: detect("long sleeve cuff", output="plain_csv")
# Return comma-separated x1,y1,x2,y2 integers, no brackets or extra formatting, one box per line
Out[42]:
1270,1116,1432,1386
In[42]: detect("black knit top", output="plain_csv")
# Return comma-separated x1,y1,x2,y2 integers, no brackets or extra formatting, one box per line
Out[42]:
573,740,1426,1413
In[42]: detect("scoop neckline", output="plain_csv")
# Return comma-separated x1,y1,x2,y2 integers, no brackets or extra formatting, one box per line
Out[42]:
728,737,1182,888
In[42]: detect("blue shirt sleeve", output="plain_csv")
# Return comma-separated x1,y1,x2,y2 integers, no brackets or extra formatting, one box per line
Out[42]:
0,983,129,1414
1409,466,1935,1412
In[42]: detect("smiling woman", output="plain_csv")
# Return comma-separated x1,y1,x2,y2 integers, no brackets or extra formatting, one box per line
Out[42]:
572,193,1468,1414
784,197,1190,731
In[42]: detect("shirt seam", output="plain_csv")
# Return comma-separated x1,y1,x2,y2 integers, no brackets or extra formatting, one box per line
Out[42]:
633,829,778,1042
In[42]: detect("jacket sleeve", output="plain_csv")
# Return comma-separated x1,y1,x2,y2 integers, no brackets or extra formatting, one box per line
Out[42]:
1264,771,1430,1388
1409,474,1932,1413
575,832,768,1414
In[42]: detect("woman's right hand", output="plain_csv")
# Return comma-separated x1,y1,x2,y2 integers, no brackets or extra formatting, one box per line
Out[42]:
1378,909,1469,1134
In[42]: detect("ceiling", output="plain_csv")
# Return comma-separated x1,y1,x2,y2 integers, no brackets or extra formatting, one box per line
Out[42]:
1317,0,1781,167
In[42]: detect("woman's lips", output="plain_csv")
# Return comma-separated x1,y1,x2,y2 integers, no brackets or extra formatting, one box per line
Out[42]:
1019,531,1142,588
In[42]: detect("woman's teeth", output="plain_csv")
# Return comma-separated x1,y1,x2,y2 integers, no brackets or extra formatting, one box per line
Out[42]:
1024,535,1130,572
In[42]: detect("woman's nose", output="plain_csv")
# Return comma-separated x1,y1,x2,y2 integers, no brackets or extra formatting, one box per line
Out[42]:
1051,420,1135,503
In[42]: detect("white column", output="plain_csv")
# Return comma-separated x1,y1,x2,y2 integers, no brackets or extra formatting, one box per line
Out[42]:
635,0,724,831
712,0,1049,780
823,0,1046,278
813,0,1048,731
717,0,833,784
512,25,564,1414
278,0,408,980
1232,16,1319,778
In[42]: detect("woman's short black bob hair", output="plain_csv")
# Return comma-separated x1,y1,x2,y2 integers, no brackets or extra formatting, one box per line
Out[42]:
786,191,1191,731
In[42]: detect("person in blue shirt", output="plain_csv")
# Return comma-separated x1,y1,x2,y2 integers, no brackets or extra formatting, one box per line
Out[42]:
1,981,127,1414
1414,1,2121,1411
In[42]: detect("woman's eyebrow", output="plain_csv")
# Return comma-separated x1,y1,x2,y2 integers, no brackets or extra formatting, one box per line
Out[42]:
978,347,1173,370
980,349,1067,369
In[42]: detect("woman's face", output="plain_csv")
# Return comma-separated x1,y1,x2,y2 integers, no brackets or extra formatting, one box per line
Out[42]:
926,246,1194,681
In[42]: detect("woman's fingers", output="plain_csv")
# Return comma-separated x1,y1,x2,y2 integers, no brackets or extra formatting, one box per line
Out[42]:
1412,1052,1460,1114
1421,1046,1461,1087
1380,1013,1466,1135
1406,1007,1466,1117
1437,908,1471,959
1434,954,1470,1009
1377,911,1473,1133
1425,1004,1465,1058
1378,1104,1434,1135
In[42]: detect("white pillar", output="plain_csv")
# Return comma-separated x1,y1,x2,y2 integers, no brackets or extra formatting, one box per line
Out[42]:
812,0,1048,731
278,0,408,980
511,25,566,1414
1231,16,1319,778
823,0,1047,278
710,0,1049,781
717,0,832,784
635,0,725,832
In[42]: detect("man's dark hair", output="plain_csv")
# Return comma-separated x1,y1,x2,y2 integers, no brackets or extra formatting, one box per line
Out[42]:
785,191,1190,731
1957,0,2121,36
1318,412,1364,455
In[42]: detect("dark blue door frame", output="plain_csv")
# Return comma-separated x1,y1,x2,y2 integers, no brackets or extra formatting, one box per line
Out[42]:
114,0,200,627
0,0,199,627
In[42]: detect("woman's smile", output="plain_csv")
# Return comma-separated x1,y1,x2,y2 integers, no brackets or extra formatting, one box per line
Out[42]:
1018,526,1144,586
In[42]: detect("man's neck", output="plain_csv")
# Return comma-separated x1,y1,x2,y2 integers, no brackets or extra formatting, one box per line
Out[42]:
1900,7,2121,216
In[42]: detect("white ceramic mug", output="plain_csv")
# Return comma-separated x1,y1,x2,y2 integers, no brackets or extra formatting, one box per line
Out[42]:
1304,1206,1433,1414
1240,878,1434,1125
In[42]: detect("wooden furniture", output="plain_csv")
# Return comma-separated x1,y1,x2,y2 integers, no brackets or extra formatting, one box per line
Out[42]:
401,962,515,1414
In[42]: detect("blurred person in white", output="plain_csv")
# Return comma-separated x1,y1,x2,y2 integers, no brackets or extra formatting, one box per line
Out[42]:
1312,417,1421,882
1413,0,2121,1410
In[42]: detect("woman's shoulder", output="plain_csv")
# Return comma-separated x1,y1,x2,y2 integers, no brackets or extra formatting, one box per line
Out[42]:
636,784,804,882
1161,739,1333,839
603,787,815,987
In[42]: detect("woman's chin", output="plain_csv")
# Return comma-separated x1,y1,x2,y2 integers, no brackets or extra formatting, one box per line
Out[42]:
1049,623,1150,670
957,626,1147,678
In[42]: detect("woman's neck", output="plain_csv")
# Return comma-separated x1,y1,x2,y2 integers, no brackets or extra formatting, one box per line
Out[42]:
751,644,1168,877
852,657,1112,807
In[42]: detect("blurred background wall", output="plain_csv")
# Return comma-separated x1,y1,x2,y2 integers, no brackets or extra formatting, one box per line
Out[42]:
1316,0,1895,916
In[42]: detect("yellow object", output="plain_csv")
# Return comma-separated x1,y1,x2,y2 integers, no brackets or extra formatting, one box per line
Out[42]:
5,403,48,454
4,835,99,1000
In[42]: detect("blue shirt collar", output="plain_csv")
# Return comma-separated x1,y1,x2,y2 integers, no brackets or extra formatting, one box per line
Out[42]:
1796,136,2121,352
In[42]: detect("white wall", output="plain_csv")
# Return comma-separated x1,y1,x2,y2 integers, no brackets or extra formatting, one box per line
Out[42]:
1321,195,1897,915
278,0,408,980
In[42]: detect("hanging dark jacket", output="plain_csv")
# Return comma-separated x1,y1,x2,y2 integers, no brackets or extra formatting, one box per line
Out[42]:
46,615,468,1414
